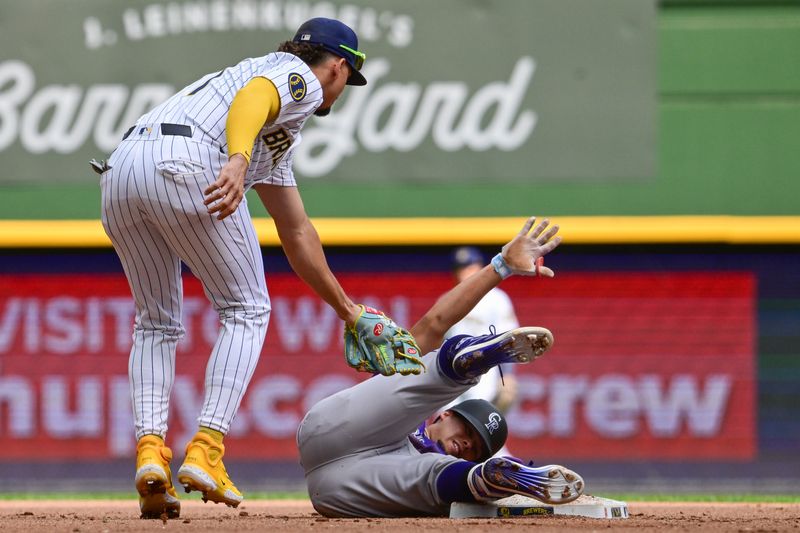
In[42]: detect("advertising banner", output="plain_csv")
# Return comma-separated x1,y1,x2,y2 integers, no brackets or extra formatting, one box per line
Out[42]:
0,270,754,461
0,0,655,184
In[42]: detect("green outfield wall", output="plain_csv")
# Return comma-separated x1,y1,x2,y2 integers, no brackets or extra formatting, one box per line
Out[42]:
0,1,798,220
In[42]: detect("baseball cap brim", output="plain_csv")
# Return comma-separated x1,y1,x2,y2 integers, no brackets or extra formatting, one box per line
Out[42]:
302,44,367,86
323,45,366,86
347,68,367,86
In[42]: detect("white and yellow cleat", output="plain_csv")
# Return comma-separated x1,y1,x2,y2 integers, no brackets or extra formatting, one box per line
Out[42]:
135,435,181,519
177,432,243,508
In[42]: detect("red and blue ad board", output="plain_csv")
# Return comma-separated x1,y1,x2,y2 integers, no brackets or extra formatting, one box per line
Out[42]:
0,270,756,461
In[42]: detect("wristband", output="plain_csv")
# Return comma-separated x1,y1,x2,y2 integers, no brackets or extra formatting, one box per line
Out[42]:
491,253,513,279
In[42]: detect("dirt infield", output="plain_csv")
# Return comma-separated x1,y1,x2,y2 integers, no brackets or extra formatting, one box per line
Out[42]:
1,499,798,532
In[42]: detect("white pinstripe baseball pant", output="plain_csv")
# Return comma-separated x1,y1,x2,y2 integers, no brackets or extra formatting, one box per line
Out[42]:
101,131,270,440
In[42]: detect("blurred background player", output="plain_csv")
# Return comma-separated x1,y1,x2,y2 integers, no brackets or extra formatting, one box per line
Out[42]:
443,247,520,455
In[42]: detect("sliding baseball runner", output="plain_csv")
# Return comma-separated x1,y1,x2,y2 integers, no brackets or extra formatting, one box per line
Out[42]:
299,218,585,517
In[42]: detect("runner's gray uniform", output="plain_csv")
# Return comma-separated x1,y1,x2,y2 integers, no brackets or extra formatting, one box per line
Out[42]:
298,352,475,517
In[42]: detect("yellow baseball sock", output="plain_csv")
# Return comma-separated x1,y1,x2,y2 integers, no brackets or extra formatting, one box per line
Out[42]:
198,426,224,444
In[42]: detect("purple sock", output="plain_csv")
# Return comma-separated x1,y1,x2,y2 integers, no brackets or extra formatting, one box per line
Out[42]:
436,335,470,382
436,460,478,503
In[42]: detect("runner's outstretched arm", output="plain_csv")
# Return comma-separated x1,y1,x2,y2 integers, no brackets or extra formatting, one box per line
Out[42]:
411,217,561,353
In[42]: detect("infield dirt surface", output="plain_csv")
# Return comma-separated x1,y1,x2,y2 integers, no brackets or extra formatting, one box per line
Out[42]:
2,500,799,532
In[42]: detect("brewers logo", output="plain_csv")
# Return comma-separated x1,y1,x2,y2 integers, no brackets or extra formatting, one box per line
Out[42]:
289,73,306,102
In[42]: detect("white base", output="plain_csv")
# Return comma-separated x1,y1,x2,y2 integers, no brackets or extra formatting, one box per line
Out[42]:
450,494,629,519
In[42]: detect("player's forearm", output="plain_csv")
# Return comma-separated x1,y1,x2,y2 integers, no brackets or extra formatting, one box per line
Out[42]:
412,265,501,353
256,184,358,323
277,218,359,323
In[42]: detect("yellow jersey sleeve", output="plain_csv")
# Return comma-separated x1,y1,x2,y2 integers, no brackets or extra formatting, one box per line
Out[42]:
225,77,281,163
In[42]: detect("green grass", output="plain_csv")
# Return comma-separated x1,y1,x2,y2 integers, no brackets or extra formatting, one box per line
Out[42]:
604,493,800,503
0,492,797,503
245,492,309,500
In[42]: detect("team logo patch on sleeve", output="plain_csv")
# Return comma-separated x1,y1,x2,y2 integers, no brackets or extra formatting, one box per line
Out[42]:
288,73,306,102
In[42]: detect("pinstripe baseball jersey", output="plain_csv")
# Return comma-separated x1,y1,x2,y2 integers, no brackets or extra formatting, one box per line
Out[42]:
136,52,322,189
101,52,324,442
104,16,371,515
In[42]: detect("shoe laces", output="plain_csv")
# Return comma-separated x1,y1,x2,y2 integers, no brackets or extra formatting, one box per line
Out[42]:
458,324,498,348
486,325,506,386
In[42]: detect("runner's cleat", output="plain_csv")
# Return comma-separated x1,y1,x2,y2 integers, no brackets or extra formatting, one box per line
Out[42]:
177,432,243,508
468,458,584,505
440,326,553,381
135,435,181,519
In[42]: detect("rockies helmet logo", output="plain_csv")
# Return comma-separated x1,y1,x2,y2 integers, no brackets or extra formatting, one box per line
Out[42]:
485,412,502,435
288,73,306,102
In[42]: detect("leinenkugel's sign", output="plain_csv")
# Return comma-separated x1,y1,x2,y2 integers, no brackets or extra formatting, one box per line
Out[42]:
0,0,655,184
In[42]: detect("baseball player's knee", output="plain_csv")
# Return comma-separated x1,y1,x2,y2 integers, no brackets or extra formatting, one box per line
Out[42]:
217,303,271,326
133,321,185,341
135,304,183,329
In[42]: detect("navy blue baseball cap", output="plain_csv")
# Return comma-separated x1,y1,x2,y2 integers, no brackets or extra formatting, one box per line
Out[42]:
451,246,485,269
292,18,367,86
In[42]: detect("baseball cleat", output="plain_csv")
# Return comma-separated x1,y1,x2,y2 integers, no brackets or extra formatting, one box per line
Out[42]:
177,432,243,508
449,326,553,380
135,435,181,519
469,458,584,505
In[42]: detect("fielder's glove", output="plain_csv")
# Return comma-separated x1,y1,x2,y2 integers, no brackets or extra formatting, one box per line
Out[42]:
344,305,425,376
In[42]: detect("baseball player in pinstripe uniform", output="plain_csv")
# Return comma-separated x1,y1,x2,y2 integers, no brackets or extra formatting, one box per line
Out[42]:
98,18,371,519
299,218,585,517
